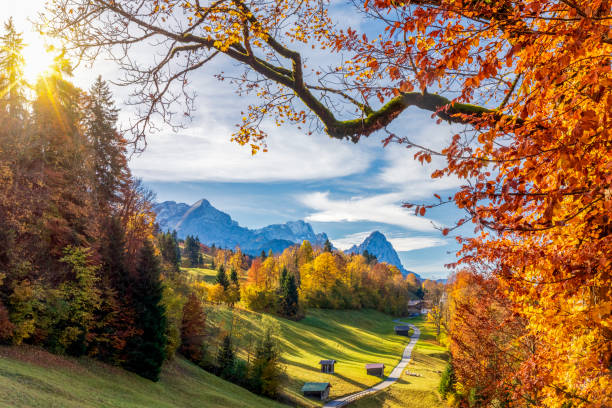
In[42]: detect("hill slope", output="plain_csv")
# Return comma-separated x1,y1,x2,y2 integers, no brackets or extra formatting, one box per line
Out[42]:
204,307,420,407
0,346,286,408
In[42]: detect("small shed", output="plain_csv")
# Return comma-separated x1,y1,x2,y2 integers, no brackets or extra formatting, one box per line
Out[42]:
365,363,385,377
319,359,336,373
394,325,411,336
301,382,331,401
407,300,426,315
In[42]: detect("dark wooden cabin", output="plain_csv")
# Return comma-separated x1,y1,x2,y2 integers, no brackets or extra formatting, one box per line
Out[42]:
394,325,411,336
365,363,385,377
301,382,331,401
319,359,336,373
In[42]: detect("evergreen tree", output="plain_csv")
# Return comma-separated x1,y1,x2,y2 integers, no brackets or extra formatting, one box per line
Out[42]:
230,267,239,285
216,265,230,290
260,250,266,260
216,334,235,377
249,328,281,397
183,235,201,267
83,75,127,210
157,230,181,272
0,19,26,118
362,250,377,264
323,239,333,253
278,267,299,318
124,240,167,381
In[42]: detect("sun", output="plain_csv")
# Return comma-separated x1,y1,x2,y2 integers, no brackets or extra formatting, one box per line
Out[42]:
22,34,57,82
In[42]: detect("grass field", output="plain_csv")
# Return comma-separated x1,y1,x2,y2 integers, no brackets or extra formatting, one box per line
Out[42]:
0,346,286,408
351,316,449,408
204,306,414,407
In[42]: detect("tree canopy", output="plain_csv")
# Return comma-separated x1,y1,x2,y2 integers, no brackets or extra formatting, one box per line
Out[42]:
39,0,611,405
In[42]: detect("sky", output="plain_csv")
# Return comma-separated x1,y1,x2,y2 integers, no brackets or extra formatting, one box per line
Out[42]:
6,1,473,280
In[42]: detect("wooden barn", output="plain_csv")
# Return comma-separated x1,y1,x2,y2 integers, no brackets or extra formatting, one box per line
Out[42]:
301,382,331,401
365,363,385,377
319,359,336,373
407,299,426,315
394,325,411,336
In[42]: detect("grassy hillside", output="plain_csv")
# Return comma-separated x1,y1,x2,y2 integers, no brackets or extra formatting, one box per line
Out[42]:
0,346,286,408
351,316,449,408
204,306,411,407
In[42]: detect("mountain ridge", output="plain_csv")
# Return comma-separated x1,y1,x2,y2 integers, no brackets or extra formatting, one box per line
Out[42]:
154,200,417,277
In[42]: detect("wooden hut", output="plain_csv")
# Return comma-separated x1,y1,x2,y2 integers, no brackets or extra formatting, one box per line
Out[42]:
301,382,331,401
365,363,385,377
394,325,411,336
407,300,426,315
319,359,336,373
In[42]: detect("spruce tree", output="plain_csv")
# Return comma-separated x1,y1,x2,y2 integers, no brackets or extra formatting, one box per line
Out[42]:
230,267,239,285
83,75,126,210
184,235,201,267
323,239,333,253
216,334,235,377
278,267,299,318
124,240,167,381
216,265,230,290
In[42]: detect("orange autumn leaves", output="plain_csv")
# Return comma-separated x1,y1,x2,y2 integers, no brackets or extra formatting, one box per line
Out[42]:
340,0,611,405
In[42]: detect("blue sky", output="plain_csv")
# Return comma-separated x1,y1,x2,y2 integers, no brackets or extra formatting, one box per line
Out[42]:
8,1,472,280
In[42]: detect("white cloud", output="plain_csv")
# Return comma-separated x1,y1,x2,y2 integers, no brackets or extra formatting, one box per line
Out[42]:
331,231,373,250
299,191,438,231
377,123,464,199
129,121,373,182
387,236,447,251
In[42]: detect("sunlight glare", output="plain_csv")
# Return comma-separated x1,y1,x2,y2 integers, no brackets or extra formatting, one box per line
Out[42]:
22,35,56,82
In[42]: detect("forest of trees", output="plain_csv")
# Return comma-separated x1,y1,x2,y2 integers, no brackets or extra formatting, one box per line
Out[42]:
0,20,283,394
2,0,610,404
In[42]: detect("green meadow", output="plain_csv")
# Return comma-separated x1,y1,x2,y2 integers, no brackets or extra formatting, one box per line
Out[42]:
0,346,285,408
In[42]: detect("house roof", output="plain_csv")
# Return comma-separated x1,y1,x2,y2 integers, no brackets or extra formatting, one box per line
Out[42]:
365,363,385,369
319,359,336,365
394,326,410,331
301,382,331,392
407,300,424,306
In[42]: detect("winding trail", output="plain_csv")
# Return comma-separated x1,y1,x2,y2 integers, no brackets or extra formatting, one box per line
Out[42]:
322,320,421,408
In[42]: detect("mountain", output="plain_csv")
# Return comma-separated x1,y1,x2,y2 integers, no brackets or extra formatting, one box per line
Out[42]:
345,231,418,278
153,199,329,254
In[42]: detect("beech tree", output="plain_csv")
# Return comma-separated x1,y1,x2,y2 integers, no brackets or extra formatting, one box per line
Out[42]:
41,0,611,404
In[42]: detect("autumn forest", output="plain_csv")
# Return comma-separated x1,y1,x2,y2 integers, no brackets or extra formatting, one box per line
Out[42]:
0,0,610,407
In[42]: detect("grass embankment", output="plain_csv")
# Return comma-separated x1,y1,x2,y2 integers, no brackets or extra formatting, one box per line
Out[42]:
204,305,411,407
352,316,449,408
0,346,286,408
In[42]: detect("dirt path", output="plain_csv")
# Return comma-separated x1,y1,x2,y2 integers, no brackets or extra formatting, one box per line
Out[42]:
322,320,421,408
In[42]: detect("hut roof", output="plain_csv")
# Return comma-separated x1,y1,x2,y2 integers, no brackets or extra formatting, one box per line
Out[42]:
319,359,336,365
301,382,331,392
407,300,424,306
365,363,384,369
394,325,410,331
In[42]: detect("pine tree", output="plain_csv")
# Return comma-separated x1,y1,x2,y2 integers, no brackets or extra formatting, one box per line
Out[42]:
216,265,230,290
278,267,299,318
183,235,201,267
216,334,235,377
0,19,26,118
230,267,239,285
83,76,127,210
260,250,266,260
124,240,167,381
323,239,333,253
249,328,281,397
157,230,180,273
